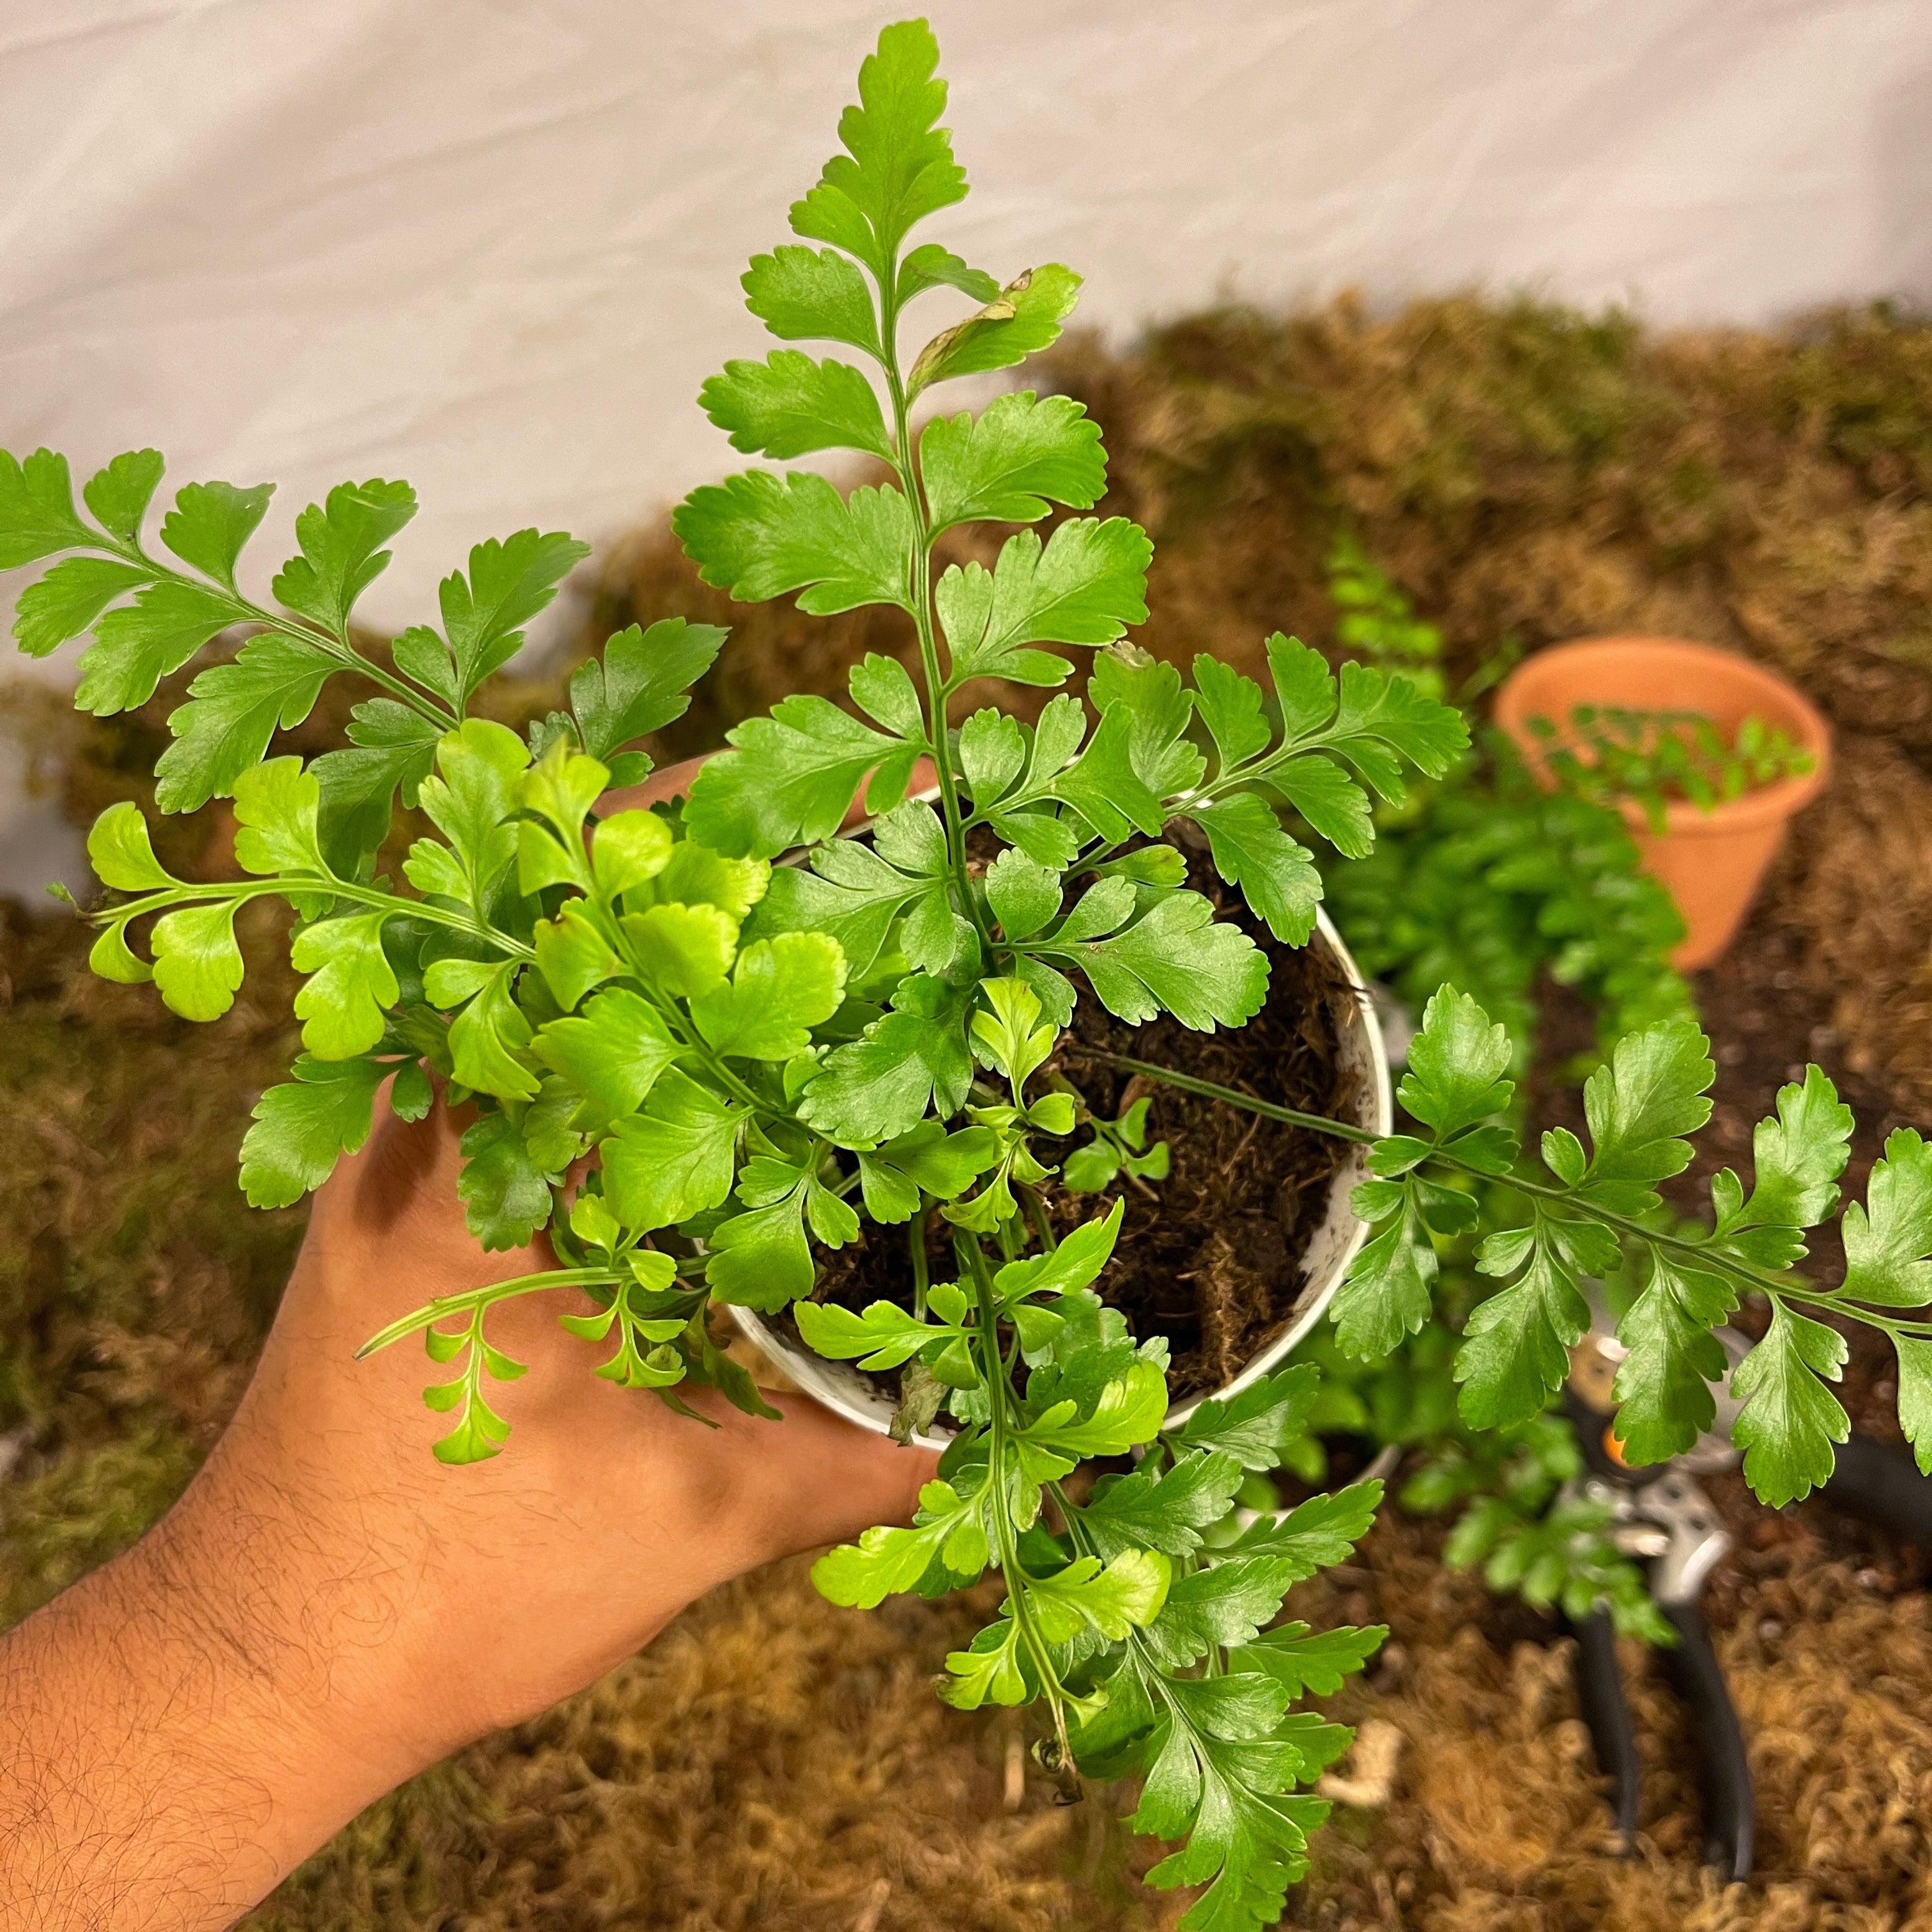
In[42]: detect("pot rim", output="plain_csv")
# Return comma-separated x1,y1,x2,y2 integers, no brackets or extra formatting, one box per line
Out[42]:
1492,635,1833,837
725,901,1393,1445
1160,903,1389,1429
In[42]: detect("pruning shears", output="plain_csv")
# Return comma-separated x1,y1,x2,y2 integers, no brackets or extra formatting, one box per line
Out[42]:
1565,1312,1932,1883
1563,1319,1751,1879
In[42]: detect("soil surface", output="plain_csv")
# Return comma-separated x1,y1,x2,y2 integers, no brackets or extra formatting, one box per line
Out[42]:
1052,839,1359,1400
804,829,1358,1406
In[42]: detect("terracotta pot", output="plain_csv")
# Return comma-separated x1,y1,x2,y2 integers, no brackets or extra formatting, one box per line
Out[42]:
1492,638,1832,970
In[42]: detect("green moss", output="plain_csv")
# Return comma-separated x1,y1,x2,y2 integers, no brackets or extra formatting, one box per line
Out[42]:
0,1427,198,1623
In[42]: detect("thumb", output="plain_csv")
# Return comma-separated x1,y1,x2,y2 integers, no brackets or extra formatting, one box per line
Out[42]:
744,1396,940,1558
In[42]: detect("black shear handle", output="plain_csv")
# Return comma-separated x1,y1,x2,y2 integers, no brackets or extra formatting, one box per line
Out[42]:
1573,1602,1754,1882
1659,1597,1754,1883
1571,1607,1641,1847
1821,1434,1932,1545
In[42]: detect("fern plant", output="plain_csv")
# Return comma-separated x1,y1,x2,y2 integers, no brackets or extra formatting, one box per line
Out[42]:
1281,1271,1670,1644
1529,702,1817,831
1324,530,1447,698
7,20,1932,1927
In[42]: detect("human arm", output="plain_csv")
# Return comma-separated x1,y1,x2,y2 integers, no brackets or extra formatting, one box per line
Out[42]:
0,1080,933,1932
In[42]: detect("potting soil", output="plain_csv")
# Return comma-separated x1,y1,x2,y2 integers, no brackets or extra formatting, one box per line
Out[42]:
802,829,1357,1409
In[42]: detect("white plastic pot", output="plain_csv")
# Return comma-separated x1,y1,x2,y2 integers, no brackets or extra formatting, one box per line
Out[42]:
726,905,1393,1446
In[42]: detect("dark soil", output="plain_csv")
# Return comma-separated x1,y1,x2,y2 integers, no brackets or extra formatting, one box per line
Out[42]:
801,827,1359,1406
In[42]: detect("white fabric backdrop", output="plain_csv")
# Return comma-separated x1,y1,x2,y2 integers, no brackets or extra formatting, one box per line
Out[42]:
3,0,1931,887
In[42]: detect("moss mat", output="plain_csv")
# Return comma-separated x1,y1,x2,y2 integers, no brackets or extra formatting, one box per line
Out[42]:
4,293,1931,1929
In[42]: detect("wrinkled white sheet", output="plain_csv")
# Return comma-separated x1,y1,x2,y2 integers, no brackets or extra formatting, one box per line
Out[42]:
1,0,1928,688
6,0,1931,657
5,0,1930,652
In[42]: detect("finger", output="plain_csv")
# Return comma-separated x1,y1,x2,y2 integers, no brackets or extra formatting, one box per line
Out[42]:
306,1096,548,1328
844,753,937,827
722,1393,939,1553
340,1093,467,1242
599,752,708,816
599,750,940,824
307,1082,447,1236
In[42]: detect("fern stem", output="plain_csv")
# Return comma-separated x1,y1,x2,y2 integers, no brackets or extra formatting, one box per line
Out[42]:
963,1232,1076,1773
909,1203,932,1321
356,1266,620,1358
1071,1051,1379,1146
98,877,533,960
1087,1048,1904,1328
119,536,458,732
1020,1183,1058,1254
875,275,995,962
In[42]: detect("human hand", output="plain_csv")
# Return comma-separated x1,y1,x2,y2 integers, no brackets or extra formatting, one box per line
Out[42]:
227,744,935,1755
1,744,940,1932
0,914,933,1931
222,1090,935,1769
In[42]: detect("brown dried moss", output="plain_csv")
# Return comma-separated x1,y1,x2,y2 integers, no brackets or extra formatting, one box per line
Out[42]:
1284,1505,1932,1931
4,292,1932,1929
253,1563,1167,1932
1039,295,1932,1110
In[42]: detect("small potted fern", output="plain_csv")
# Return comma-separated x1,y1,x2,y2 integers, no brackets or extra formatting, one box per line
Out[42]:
1493,635,1830,966
10,20,1932,1927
